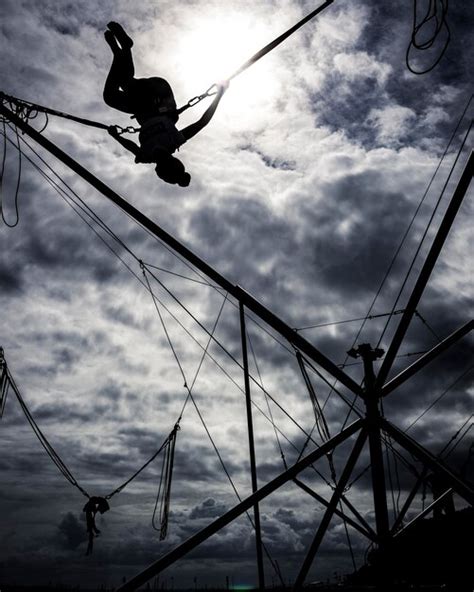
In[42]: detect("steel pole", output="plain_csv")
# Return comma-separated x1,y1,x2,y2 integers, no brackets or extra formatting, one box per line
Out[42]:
382,320,474,397
359,345,390,543
239,303,265,589
293,477,376,540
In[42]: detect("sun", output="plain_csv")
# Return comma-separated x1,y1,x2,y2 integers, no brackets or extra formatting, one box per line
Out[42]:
170,7,282,120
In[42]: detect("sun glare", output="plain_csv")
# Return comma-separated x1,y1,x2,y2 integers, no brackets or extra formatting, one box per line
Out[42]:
173,8,282,119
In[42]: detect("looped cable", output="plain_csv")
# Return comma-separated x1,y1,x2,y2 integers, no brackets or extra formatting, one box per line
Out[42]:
0,121,22,228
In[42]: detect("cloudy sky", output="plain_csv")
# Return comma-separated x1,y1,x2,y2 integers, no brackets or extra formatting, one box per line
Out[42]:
0,0,473,589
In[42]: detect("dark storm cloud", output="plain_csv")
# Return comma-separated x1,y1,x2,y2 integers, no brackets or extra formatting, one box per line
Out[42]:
56,511,88,550
189,497,227,519
0,262,23,293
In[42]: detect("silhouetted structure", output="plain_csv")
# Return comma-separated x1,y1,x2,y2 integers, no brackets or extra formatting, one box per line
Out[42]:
351,507,474,590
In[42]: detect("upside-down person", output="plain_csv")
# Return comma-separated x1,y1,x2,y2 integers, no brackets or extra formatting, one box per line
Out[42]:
83,496,110,556
103,21,227,187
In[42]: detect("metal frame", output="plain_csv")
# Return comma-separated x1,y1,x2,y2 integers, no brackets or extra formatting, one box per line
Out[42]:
1,101,473,591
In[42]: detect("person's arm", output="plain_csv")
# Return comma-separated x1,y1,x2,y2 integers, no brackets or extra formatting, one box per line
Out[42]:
108,126,140,156
180,83,228,142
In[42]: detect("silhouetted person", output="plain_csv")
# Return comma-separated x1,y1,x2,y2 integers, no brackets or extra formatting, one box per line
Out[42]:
83,496,110,555
428,472,455,519
103,22,227,187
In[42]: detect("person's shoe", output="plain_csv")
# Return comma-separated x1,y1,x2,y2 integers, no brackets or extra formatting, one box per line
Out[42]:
104,30,120,53
107,21,133,49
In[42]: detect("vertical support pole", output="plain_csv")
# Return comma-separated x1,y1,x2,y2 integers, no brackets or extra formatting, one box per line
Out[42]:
239,302,265,590
358,344,390,543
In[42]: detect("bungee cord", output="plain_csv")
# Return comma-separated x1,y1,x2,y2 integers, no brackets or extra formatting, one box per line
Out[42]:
405,365,474,433
294,309,406,332
406,0,451,75
152,422,180,540
439,414,473,460
0,90,138,136
0,347,8,418
177,0,334,114
0,120,22,227
4,362,90,499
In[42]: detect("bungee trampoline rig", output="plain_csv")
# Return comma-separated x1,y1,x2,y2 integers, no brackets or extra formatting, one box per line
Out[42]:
1,0,473,589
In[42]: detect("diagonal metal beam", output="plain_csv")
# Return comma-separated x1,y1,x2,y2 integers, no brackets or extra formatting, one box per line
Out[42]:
114,419,363,591
382,320,474,397
390,468,427,534
394,488,454,539
293,428,368,589
381,418,474,506
0,101,363,397
293,477,377,541
376,151,474,389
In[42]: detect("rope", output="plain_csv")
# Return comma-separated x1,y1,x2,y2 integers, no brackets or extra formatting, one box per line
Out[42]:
406,0,450,75
105,435,171,500
177,0,334,114
144,262,220,288
0,91,138,135
0,121,22,227
296,352,331,444
295,352,338,487
440,415,473,460
0,347,9,418
152,423,180,539
340,499,357,572
5,364,90,498
405,365,474,432
294,309,405,332
414,310,442,342
385,437,398,521
247,330,288,470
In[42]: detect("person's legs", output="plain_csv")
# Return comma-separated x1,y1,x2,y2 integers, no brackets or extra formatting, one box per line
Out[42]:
103,25,136,113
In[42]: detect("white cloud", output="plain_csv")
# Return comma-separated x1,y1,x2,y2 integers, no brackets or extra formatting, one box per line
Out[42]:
333,51,392,86
367,104,417,145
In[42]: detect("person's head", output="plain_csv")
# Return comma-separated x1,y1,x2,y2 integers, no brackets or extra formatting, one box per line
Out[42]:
154,152,191,187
